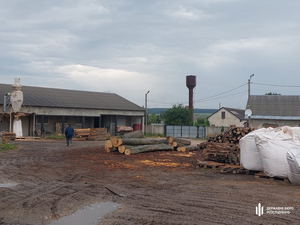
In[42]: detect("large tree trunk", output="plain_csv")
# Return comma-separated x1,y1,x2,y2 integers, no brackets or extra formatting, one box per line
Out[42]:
121,130,144,139
184,145,201,152
111,136,123,148
120,138,167,146
167,136,174,145
118,145,134,154
172,142,185,148
124,144,174,155
104,140,113,152
173,138,191,146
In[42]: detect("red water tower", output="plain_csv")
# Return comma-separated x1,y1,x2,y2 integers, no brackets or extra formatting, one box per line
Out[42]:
186,75,196,121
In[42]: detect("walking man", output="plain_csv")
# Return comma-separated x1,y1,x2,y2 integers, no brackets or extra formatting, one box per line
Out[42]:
65,124,74,146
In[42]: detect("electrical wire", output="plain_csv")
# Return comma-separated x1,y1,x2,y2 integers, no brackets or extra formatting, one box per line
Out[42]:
147,83,248,107
194,90,247,103
193,83,247,103
252,82,300,88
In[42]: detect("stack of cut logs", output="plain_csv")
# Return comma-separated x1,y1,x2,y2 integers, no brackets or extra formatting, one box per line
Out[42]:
89,128,108,141
207,126,253,144
3,132,16,141
198,125,254,165
104,130,199,155
74,128,107,141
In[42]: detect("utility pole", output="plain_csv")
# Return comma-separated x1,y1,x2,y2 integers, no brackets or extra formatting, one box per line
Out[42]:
145,90,150,134
248,74,254,99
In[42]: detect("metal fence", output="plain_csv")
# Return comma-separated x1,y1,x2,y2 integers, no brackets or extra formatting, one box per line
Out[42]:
165,126,205,138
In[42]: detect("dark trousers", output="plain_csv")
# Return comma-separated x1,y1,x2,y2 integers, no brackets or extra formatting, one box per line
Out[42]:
66,136,73,146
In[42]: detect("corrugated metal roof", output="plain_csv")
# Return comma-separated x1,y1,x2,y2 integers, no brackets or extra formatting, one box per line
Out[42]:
0,83,145,111
223,107,246,121
248,95,300,117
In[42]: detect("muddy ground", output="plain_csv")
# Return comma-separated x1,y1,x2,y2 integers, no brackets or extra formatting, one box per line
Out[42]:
0,139,299,225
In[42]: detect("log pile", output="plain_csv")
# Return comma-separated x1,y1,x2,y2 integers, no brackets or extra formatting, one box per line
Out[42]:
105,135,193,155
74,128,107,141
3,132,16,141
89,128,107,141
198,126,254,165
202,142,239,165
207,126,254,144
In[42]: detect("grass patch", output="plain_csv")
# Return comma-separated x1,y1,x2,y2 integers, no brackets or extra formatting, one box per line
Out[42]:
0,143,16,152
46,134,66,139
144,133,166,138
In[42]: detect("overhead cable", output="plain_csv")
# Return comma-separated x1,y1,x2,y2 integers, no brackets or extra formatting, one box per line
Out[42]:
252,82,300,88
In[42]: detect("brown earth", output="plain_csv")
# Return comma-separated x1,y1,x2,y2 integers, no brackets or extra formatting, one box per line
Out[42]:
0,139,299,225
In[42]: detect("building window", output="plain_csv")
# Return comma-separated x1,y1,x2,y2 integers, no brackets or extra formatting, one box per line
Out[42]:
36,116,49,124
76,117,83,125
221,112,225,119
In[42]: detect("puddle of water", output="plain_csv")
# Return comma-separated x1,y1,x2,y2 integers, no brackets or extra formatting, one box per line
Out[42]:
49,202,119,225
0,183,17,188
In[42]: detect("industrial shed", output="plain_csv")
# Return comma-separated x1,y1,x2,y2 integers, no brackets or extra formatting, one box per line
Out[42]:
0,81,145,137
247,95,300,129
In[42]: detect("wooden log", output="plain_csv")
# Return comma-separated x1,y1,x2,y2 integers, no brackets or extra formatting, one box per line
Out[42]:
184,145,201,151
118,145,134,154
104,140,113,152
172,142,185,148
110,136,122,147
124,144,174,155
173,138,191,146
120,138,167,146
167,136,174,145
121,130,144,139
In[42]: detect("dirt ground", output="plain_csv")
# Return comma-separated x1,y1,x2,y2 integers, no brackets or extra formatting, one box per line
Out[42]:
0,139,299,225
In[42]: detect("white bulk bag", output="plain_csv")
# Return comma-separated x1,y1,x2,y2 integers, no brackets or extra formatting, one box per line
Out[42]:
240,128,273,171
287,146,300,185
255,126,299,178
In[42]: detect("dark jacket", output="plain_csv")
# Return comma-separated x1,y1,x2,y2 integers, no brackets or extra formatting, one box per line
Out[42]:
65,126,74,138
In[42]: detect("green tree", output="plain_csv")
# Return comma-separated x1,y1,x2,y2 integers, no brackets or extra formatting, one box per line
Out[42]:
147,113,159,125
163,104,191,125
194,117,210,127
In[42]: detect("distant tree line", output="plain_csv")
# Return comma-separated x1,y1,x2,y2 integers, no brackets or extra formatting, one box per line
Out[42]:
265,92,281,95
147,104,210,126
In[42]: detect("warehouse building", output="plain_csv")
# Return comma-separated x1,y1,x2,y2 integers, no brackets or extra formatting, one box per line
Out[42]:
0,79,145,137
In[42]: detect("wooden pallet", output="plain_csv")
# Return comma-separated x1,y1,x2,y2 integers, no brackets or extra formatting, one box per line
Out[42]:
254,172,289,182
197,161,225,169
15,137,41,140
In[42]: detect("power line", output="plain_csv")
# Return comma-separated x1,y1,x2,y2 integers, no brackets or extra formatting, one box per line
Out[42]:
194,90,247,103
252,82,300,88
193,83,247,103
148,83,248,106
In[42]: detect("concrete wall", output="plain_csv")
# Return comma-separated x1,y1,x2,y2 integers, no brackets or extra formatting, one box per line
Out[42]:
208,109,244,127
250,119,300,129
145,124,164,135
205,126,229,138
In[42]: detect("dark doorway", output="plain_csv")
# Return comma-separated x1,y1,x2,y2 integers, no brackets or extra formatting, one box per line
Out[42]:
94,117,100,128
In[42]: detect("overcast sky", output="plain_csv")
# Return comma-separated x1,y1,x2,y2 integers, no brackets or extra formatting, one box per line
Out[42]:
1,0,300,109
